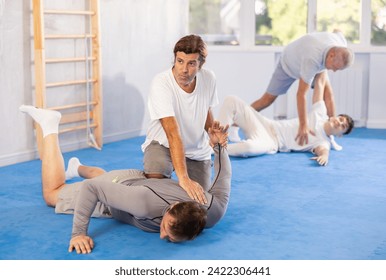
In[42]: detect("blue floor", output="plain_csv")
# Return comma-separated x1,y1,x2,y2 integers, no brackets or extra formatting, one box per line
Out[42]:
0,128,386,260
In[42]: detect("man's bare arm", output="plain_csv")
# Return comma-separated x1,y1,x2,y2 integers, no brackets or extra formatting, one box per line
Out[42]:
311,145,330,166
295,78,315,146
323,78,336,118
205,108,214,132
313,71,336,117
160,116,207,204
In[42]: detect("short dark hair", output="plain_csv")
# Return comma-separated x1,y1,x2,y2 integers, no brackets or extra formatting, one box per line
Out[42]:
339,113,354,135
168,201,207,241
173,34,207,68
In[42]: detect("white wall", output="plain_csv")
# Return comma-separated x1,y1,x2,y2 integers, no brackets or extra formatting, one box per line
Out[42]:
0,0,34,166
0,0,385,167
205,50,275,119
0,0,189,167
100,0,188,142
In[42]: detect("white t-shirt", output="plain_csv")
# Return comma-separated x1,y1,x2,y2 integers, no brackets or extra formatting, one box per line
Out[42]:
141,68,219,161
273,100,331,153
280,32,347,85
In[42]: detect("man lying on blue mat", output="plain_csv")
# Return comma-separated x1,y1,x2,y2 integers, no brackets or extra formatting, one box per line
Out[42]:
20,105,230,254
218,88,354,166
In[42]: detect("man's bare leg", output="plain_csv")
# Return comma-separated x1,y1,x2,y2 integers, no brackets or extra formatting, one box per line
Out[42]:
78,164,106,179
20,105,106,207
41,133,66,206
20,105,64,206
250,92,277,111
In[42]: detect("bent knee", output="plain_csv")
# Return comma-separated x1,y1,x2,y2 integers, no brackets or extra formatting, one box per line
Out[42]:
43,193,57,207
223,95,241,107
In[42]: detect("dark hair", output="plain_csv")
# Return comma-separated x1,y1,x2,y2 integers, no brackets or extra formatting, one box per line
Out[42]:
339,113,354,135
173,34,207,68
167,201,207,241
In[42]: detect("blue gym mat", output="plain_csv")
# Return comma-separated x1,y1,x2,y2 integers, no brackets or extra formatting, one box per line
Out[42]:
0,128,386,260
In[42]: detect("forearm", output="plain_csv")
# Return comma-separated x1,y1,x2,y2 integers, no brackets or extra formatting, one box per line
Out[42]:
209,145,231,207
312,145,330,166
204,109,214,132
71,178,143,237
313,72,335,117
298,78,313,124
297,91,308,127
160,117,189,182
168,134,189,182
323,80,336,117
315,147,329,158
71,180,98,237
205,145,231,227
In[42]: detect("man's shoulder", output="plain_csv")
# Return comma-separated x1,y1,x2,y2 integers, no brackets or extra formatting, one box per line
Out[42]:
199,68,216,79
151,69,174,88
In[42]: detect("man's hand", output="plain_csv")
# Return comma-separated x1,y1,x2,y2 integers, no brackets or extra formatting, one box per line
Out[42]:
69,235,94,254
178,121,229,204
295,124,315,146
311,146,329,166
179,177,207,204
209,120,229,147
310,154,329,166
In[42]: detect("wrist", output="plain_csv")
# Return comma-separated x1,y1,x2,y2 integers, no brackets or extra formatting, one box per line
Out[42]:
178,174,190,184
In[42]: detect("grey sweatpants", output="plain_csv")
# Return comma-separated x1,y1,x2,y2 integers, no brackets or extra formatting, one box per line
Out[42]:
143,140,212,191
55,169,146,217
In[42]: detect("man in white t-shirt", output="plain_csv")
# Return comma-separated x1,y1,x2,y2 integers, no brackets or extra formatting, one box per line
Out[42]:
218,92,354,166
249,30,354,147
142,34,219,204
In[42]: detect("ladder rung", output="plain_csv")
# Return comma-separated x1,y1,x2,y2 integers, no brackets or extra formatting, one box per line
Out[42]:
46,79,96,88
45,34,96,39
46,57,96,63
60,111,94,124
59,123,97,134
48,101,98,111
44,9,95,16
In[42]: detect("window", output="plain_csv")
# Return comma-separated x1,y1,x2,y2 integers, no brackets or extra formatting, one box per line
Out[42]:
189,0,241,45
255,0,307,46
316,0,361,44
371,0,386,45
189,0,384,48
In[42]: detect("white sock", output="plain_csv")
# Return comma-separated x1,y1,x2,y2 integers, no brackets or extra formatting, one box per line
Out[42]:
330,135,343,151
19,105,61,137
228,126,241,142
65,157,82,180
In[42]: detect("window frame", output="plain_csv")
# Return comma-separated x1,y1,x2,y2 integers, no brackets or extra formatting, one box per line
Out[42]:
201,0,386,53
